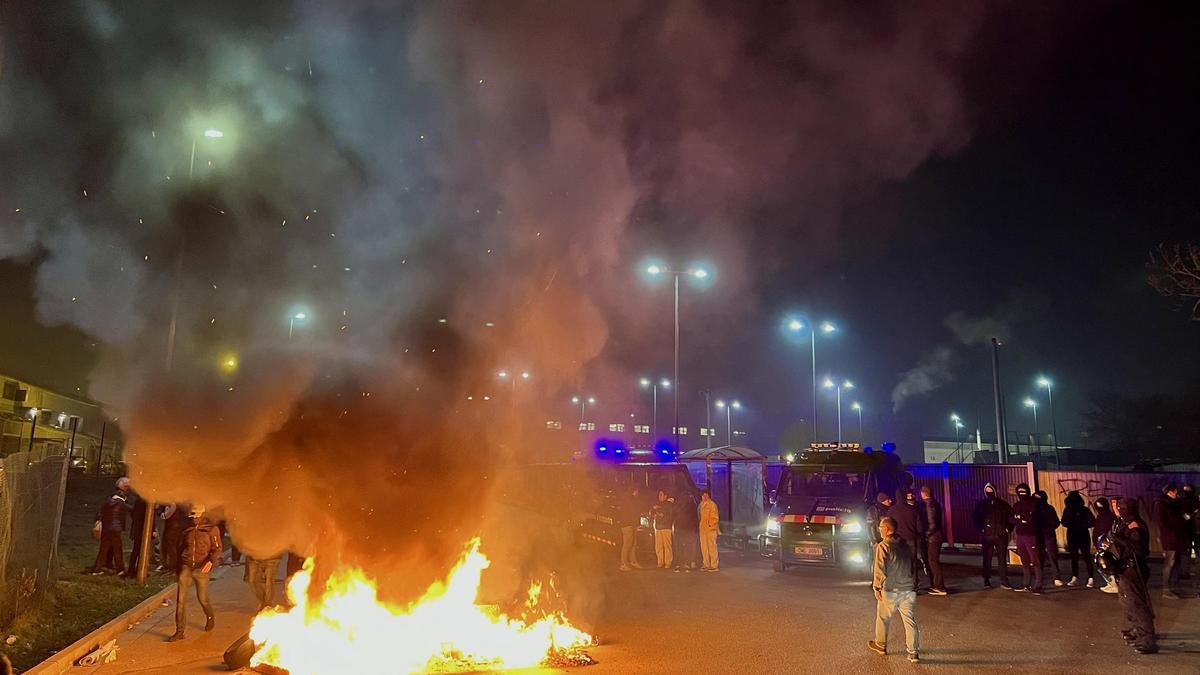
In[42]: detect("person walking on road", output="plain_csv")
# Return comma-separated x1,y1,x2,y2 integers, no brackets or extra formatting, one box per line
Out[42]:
887,488,929,590
1010,483,1043,594
919,486,947,595
972,483,1012,589
168,504,222,642
619,486,643,571
245,553,283,612
699,490,721,572
650,490,676,570
867,492,893,545
1153,483,1189,599
1060,491,1096,587
868,517,920,663
1092,497,1118,593
1103,497,1156,654
91,477,132,576
1034,490,1064,587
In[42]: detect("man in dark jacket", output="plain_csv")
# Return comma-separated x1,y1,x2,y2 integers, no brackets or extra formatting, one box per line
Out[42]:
868,517,920,662
1106,497,1156,654
1092,497,1118,593
1153,484,1189,599
919,486,947,595
650,490,676,570
168,504,222,642
159,503,190,573
1034,490,1064,587
127,492,151,577
1060,491,1096,587
867,492,893,545
619,486,643,571
972,483,1012,589
887,488,928,590
673,493,700,572
91,477,132,575
1009,483,1043,594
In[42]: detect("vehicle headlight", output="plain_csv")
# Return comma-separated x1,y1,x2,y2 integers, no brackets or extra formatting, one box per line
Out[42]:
842,521,863,535
849,552,865,564
766,518,780,536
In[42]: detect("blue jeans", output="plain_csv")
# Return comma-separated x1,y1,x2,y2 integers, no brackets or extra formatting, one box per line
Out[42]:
875,590,919,655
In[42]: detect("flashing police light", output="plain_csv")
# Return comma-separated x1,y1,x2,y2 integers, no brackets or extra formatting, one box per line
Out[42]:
881,442,897,453
653,438,677,462
594,438,628,462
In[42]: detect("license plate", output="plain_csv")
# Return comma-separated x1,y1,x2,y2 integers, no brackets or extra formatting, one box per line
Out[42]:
794,545,825,557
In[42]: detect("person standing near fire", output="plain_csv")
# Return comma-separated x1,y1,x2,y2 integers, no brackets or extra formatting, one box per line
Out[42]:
618,485,643,571
168,504,222,642
91,477,132,576
699,489,720,572
651,489,675,570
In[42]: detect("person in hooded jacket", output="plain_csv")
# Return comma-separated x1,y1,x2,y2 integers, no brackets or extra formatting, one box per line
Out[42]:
1060,491,1096,587
867,492,893,546
972,483,1012,589
1034,490,1064,587
91,477,132,576
1009,483,1043,594
887,488,929,590
1104,497,1156,654
1092,497,1119,593
1153,483,1189,599
919,486,947,595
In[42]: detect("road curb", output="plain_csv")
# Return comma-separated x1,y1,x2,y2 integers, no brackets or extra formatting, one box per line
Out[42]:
24,583,177,675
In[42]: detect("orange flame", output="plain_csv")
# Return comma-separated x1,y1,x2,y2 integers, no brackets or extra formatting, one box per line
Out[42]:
248,537,592,674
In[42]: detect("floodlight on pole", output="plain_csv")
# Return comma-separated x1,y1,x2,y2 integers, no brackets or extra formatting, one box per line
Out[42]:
786,316,837,443
823,378,853,446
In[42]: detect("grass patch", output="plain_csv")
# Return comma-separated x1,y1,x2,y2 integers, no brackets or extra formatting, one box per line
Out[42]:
2,477,171,671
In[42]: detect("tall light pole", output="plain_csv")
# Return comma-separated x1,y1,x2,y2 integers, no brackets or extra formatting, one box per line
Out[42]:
786,317,836,442
715,399,741,446
640,377,670,442
289,311,308,340
1038,376,1060,466
851,401,863,442
571,395,596,425
1024,397,1039,458
497,370,530,419
646,263,711,452
823,378,854,447
702,389,712,449
950,413,964,458
26,407,38,453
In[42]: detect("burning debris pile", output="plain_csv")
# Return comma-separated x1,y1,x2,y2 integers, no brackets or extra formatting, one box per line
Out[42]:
245,538,593,675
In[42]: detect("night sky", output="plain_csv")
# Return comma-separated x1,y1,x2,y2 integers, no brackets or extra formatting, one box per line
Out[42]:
1,1,1197,463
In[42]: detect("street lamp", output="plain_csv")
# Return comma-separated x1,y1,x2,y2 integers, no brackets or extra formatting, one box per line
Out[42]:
822,378,854,446
644,261,712,451
1024,397,1039,457
571,395,596,424
190,128,224,180
27,407,39,453
639,377,670,441
950,413,965,458
1037,376,1060,463
850,401,863,442
785,316,837,442
288,310,308,340
714,399,742,447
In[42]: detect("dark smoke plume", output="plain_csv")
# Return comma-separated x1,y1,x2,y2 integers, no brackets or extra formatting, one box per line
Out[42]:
3,0,993,601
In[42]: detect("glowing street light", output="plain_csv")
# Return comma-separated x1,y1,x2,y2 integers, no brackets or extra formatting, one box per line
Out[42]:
643,261,713,451
822,378,854,446
950,413,965,455
639,377,671,441
1024,397,1040,456
190,128,224,180
714,399,742,446
288,310,309,340
785,316,838,442
1037,375,1060,462
850,401,863,442
571,395,596,424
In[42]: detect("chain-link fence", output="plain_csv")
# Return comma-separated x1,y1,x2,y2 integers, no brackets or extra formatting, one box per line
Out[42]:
0,447,69,624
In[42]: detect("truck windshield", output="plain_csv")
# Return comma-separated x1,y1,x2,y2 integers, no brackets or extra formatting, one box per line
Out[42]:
779,469,867,500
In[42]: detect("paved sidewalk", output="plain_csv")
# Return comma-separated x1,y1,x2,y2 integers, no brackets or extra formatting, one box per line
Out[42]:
77,564,269,675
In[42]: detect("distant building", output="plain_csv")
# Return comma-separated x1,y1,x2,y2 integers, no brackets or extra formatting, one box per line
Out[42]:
0,374,119,470
924,436,1127,469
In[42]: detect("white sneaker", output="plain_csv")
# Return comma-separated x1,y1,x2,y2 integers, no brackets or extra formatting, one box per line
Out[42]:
619,565,631,572
1053,579,1065,587
1067,576,1079,586
1101,582,1119,594
1086,578,1095,588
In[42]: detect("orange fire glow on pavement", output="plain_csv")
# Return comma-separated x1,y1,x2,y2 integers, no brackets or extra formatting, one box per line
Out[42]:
248,538,593,674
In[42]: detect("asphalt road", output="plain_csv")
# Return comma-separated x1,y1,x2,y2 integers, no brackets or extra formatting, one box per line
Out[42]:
577,548,1200,674
73,545,1200,674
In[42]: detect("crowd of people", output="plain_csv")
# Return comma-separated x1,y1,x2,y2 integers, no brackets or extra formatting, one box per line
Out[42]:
618,486,722,573
89,478,296,642
868,480,1198,658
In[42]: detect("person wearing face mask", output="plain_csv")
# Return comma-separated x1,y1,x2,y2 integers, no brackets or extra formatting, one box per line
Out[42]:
1009,483,1043,594
1100,497,1156,654
168,504,222,642
972,483,1013,589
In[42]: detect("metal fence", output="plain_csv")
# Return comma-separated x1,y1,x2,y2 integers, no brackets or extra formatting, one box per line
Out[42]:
0,447,69,623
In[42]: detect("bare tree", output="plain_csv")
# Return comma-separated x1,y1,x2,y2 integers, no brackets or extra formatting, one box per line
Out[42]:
1148,242,1200,319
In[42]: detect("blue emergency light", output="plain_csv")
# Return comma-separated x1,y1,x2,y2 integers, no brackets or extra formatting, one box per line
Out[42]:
594,438,627,462
653,439,676,462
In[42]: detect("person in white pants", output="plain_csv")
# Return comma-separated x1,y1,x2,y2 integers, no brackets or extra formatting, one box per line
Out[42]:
651,490,675,569
699,490,721,571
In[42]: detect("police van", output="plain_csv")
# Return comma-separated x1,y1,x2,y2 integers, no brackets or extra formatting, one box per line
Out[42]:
761,443,899,572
